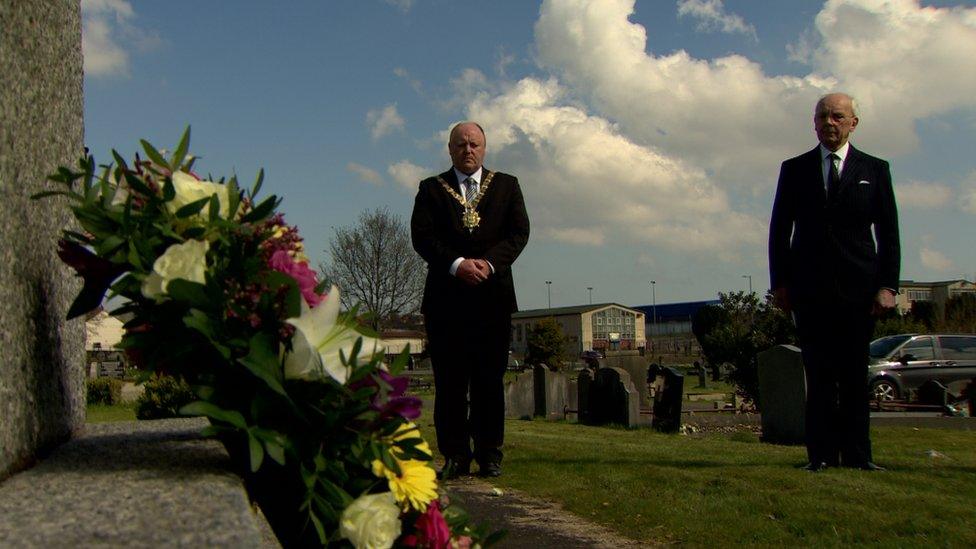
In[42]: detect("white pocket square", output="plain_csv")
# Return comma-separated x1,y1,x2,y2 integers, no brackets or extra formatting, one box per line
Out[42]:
858,180,871,185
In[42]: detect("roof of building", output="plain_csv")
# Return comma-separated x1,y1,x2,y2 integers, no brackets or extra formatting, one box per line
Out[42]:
631,299,720,322
512,302,641,319
900,279,974,287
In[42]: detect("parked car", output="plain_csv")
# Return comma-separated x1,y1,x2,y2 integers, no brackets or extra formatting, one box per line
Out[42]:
867,334,976,401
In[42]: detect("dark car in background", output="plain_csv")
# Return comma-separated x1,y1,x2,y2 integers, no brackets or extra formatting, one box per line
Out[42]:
867,334,976,401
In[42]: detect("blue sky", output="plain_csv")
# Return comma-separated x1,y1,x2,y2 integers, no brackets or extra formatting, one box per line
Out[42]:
82,0,976,311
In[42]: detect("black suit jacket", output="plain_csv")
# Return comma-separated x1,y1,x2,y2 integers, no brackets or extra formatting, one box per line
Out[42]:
411,168,530,318
769,145,900,308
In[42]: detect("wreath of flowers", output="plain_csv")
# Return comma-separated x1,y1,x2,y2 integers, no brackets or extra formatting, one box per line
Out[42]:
37,129,500,548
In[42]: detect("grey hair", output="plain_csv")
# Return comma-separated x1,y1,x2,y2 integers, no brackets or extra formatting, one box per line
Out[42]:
816,92,859,117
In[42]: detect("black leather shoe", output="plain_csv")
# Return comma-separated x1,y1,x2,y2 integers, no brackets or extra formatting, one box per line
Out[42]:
802,461,829,472
853,462,886,471
477,461,502,478
437,459,471,480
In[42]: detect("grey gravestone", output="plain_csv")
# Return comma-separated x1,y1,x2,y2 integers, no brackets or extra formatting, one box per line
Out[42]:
504,371,535,419
601,355,651,407
590,367,640,427
651,367,684,433
757,345,806,444
1,0,86,479
532,365,569,420
917,379,948,408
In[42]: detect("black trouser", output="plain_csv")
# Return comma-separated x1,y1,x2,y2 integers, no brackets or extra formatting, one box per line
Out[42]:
425,311,511,466
794,303,875,466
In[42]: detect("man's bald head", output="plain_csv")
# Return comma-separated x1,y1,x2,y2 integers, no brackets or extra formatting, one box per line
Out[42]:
448,121,487,175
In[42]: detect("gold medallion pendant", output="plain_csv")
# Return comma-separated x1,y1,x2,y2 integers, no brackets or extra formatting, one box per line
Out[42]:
463,208,481,231
438,171,495,233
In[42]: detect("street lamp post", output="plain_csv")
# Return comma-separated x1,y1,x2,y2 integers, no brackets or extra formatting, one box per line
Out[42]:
650,280,657,337
587,286,593,304
546,280,552,310
742,274,753,294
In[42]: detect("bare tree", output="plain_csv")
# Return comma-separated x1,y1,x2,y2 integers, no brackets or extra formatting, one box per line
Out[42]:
319,207,425,331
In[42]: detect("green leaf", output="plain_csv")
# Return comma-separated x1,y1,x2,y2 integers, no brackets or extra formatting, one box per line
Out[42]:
122,170,155,198
127,240,144,271
111,150,128,171
307,512,326,545
265,271,301,319
248,431,264,472
250,168,264,199
388,346,410,375
239,194,279,223
183,309,231,359
208,193,219,222
174,196,210,218
167,279,209,307
179,401,247,428
264,440,286,466
226,177,241,219
162,175,176,202
30,189,83,201
170,126,191,170
238,332,287,396
140,139,170,170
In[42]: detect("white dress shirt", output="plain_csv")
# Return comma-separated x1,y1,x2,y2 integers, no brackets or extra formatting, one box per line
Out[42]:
449,167,494,276
820,141,850,191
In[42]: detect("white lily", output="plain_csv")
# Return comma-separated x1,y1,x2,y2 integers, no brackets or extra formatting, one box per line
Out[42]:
284,285,384,384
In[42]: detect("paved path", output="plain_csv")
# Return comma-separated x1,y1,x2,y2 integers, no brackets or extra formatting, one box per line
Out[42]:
441,478,651,548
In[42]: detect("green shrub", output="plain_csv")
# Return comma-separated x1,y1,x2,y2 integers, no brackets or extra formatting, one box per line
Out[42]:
87,377,123,405
135,375,196,420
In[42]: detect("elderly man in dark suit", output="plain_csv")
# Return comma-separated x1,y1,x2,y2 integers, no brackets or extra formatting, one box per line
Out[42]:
769,93,900,472
411,121,530,479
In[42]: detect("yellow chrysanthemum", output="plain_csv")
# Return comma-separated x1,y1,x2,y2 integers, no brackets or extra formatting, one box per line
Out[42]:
371,458,437,511
371,422,437,510
390,422,432,459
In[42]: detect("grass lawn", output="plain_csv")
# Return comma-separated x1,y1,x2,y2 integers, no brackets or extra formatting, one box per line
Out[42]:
420,415,976,546
86,402,137,423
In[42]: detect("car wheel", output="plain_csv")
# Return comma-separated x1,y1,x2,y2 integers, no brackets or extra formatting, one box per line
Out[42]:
871,379,899,401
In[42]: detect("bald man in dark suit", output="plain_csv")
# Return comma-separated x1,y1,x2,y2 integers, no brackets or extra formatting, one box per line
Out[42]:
411,122,530,479
769,93,900,472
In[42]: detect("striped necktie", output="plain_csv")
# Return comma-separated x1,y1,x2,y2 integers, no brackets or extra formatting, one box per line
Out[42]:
463,177,477,204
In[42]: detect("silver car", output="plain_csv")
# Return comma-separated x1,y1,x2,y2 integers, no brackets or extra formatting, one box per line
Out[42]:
868,334,976,401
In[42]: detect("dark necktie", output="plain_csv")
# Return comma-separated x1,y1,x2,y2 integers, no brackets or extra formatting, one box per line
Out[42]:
827,153,840,199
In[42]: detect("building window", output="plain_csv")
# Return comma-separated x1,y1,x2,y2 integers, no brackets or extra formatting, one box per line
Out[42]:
908,289,931,301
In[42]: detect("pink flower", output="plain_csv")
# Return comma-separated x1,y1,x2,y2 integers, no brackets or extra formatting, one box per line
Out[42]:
453,536,472,549
268,249,323,307
412,502,451,549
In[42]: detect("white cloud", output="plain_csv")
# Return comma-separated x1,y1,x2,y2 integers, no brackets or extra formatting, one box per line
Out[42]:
545,227,606,247
393,67,423,94
676,0,758,40
366,104,405,141
960,171,976,214
533,0,976,193
384,0,414,12
896,180,953,209
387,160,429,191
466,77,765,257
807,0,976,155
81,0,160,77
346,162,383,186
920,236,954,272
